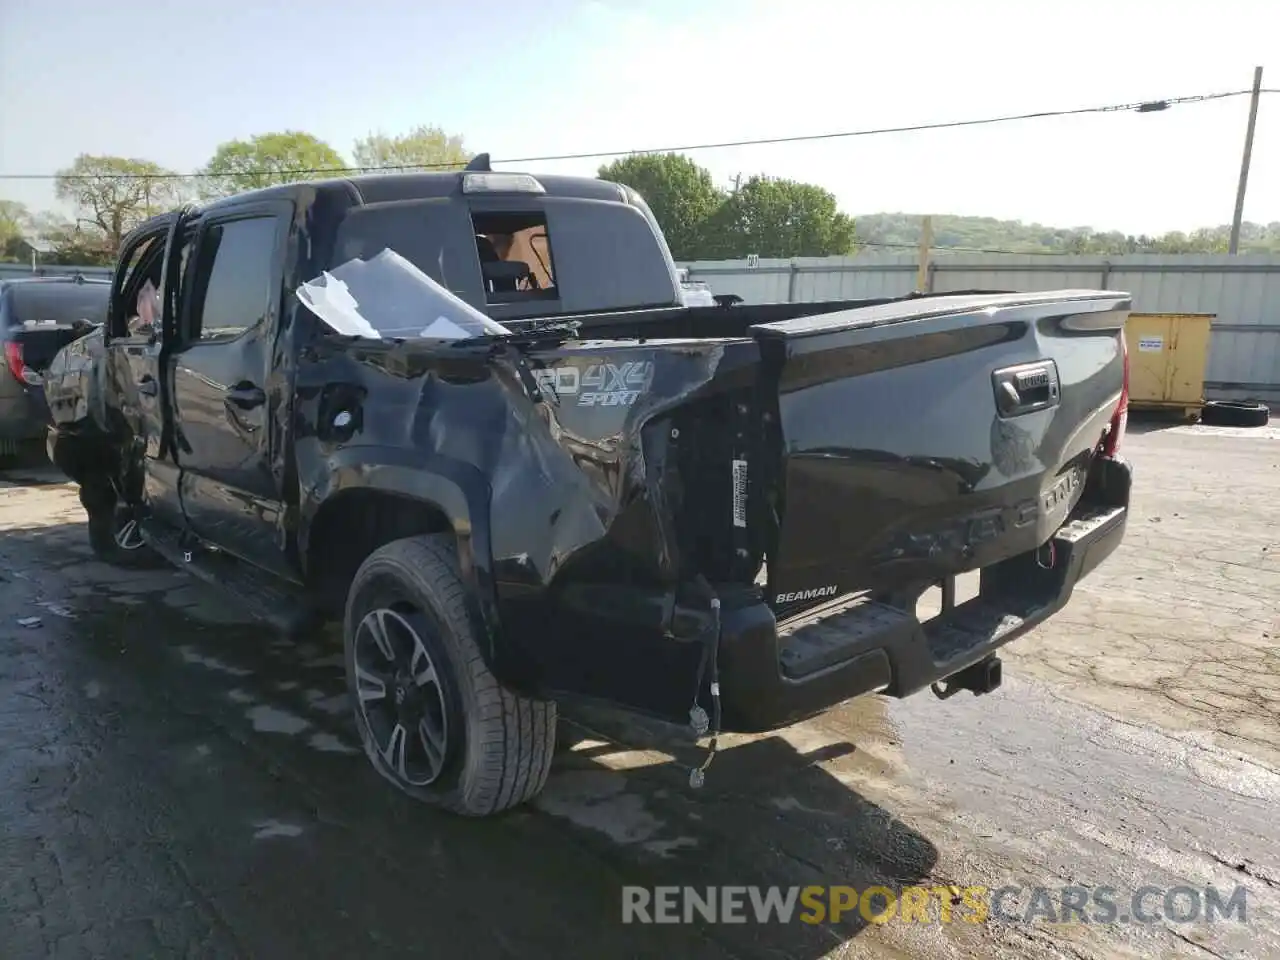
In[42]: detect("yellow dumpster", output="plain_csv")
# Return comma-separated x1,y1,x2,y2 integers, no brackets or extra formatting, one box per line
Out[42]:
1123,313,1214,418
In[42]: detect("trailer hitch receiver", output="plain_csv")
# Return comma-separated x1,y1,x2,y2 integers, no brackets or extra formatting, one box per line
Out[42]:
931,655,1003,700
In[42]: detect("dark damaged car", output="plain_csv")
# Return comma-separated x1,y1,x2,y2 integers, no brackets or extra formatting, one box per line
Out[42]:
42,159,1133,816
0,275,107,462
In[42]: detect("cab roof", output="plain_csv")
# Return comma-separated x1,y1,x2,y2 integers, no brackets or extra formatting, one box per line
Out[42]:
124,168,638,248
199,169,630,213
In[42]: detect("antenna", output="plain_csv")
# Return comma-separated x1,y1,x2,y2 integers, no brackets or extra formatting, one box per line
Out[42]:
465,153,492,172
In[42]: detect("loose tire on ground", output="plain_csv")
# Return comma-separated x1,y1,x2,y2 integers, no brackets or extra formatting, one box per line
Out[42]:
343,533,557,816
1200,399,1270,428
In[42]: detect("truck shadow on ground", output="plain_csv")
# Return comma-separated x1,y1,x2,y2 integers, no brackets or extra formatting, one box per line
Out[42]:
1125,409,1199,435
0,450,67,486
1,518,941,958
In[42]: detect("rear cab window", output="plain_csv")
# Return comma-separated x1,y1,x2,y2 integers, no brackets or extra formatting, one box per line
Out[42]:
4,283,109,330
322,178,680,331
471,209,557,304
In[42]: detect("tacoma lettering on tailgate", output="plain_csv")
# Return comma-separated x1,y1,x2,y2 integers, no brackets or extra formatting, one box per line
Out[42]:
873,465,1088,563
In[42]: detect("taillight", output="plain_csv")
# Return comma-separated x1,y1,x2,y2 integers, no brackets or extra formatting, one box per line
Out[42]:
3,341,41,386
1101,332,1128,458
3,341,23,381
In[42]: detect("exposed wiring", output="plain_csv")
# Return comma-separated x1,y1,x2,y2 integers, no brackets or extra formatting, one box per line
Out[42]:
688,594,722,790
5,88,1274,182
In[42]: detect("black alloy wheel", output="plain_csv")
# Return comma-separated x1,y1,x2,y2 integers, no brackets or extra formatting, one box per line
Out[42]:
352,605,452,787
343,534,557,816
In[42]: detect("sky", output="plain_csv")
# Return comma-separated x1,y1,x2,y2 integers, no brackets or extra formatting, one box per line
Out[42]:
1,0,1277,237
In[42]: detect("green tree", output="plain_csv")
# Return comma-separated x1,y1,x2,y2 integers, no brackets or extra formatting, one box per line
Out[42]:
852,212,1280,256
54,155,187,254
0,200,30,260
43,219,117,265
597,153,725,260
703,176,856,259
198,131,346,199
353,124,469,171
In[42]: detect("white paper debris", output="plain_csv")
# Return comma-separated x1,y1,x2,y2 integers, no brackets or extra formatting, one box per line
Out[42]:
419,316,473,339
295,271,383,339
17,616,42,628
36,602,76,619
295,247,512,342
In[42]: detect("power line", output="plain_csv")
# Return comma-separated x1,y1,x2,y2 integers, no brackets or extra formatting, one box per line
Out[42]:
6,87,1276,182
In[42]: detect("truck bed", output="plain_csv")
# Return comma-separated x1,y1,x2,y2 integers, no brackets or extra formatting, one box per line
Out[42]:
476,287,1130,721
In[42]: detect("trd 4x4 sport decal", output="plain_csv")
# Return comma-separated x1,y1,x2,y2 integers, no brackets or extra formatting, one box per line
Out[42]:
532,361,654,408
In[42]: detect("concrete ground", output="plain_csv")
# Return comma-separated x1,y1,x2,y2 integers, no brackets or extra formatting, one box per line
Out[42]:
1,420,1277,959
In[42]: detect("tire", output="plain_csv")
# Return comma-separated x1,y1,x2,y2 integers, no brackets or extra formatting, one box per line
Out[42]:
343,533,556,816
81,481,167,569
1200,399,1270,428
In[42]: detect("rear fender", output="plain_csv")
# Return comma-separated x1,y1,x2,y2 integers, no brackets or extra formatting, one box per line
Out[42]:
299,446,515,680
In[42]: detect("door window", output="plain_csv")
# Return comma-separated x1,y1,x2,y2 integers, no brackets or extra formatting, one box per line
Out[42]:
110,231,166,339
189,216,278,342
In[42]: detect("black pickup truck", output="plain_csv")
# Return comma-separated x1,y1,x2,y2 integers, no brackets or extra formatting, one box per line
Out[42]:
43,157,1133,816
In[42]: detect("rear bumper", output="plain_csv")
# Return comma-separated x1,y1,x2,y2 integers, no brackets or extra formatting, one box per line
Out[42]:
0,379,50,441
715,456,1132,733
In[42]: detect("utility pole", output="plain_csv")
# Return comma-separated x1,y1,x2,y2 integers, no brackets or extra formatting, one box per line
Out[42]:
916,215,934,292
1229,66,1263,254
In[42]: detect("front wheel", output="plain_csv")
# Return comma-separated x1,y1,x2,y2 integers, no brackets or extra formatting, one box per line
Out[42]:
343,533,556,816
82,482,166,568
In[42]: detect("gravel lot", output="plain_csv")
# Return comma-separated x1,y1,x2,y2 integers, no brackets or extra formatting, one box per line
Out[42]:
1,420,1278,959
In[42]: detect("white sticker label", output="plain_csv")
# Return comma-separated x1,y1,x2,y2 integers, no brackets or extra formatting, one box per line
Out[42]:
1138,336,1164,352
732,459,748,528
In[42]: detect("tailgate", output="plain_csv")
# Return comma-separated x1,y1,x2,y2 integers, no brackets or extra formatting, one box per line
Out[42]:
14,324,89,372
749,290,1129,612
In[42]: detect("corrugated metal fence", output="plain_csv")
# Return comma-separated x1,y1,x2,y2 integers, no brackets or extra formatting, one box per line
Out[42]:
681,253,1280,402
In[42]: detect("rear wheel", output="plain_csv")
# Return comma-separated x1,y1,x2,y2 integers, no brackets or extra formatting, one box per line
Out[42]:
343,533,556,816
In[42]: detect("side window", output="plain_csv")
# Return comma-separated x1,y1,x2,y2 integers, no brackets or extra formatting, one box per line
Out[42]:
110,233,164,338
189,216,278,342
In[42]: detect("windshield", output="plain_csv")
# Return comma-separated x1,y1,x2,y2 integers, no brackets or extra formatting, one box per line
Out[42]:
296,247,512,341
4,283,109,329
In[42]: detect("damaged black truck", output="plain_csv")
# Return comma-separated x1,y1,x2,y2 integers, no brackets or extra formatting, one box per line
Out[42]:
42,159,1133,816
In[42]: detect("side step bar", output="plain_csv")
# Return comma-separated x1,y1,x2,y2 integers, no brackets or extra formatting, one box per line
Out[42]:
140,522,320,637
